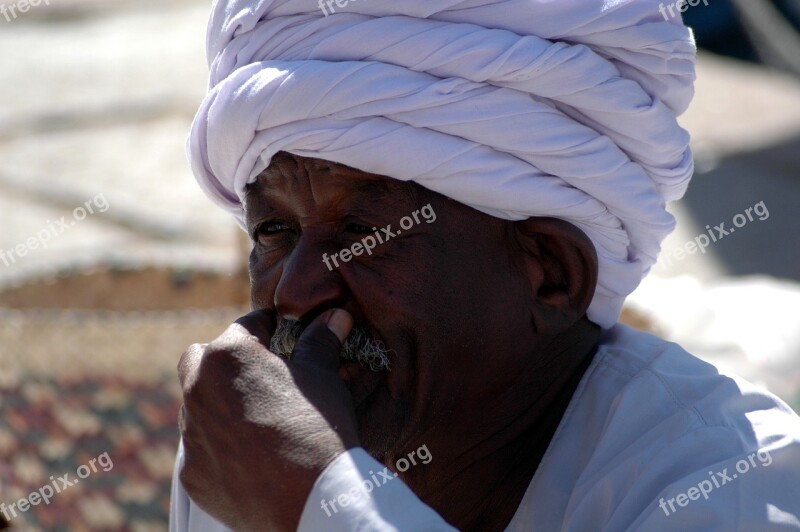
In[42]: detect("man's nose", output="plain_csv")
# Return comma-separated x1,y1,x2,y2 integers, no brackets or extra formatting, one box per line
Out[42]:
273,236,346,322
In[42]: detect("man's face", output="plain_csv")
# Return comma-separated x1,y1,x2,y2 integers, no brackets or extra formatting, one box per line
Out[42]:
245,153,538,459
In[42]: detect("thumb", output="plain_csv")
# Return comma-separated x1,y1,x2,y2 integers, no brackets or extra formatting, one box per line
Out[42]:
292,309,353,372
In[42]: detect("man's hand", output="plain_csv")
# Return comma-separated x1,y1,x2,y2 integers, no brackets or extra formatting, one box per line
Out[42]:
177,308,359,531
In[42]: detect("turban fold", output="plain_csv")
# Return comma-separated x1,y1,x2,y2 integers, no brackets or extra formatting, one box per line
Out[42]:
188,0,697,328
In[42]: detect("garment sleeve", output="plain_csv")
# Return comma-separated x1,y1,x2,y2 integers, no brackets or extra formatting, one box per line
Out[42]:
627,437,800,531
170,442,456,531
298,447,458,531
169,440,231,532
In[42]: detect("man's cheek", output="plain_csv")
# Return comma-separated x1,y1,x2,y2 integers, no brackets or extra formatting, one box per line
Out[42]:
247,247,276,284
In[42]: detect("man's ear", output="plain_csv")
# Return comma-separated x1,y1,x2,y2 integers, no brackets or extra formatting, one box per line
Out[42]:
512,217,598,323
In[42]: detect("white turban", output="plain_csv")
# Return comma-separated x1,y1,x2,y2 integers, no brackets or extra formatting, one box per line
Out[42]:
188,0,697,328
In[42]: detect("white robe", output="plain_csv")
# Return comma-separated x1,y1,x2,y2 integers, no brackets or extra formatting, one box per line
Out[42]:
170,324,800,531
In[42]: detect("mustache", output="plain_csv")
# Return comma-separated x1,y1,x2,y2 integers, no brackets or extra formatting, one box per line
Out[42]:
270,319,392,372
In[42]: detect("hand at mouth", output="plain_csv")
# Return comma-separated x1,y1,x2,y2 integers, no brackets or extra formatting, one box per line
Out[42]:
270,316,390,408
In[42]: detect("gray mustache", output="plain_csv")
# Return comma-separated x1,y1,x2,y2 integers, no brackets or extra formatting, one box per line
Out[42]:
270,319,391,372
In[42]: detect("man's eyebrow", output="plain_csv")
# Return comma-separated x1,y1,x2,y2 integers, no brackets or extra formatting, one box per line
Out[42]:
342,178,422,210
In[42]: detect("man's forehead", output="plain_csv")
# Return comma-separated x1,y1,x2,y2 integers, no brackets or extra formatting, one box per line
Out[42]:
247,152,417,202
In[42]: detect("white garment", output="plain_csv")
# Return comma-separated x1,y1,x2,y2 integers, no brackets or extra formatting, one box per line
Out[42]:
188,0,698,328
170,324,800,531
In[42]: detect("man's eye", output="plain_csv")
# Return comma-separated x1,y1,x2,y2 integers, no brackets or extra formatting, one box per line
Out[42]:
253,221,292,243
345,222,375,234
259,221,290,234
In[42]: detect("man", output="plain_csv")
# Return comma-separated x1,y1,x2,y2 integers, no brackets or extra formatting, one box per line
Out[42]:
171,0,800,530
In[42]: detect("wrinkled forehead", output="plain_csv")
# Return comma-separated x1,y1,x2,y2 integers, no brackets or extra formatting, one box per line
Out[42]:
245,152,421,208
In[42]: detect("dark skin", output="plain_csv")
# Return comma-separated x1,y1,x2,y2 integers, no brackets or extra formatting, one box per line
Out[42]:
179,152,602,531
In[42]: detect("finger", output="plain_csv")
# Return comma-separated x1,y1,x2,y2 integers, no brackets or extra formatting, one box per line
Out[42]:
178,343,207,390
291,309,353,372
233,308,277,348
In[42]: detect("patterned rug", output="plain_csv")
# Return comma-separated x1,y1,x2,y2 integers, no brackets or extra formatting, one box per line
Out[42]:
0,307,246,531
1,376,180,531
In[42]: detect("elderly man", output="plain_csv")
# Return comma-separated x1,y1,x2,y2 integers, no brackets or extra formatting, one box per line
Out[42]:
171,0,800,530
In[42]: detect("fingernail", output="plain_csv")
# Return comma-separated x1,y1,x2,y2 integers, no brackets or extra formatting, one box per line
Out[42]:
326,309,353,343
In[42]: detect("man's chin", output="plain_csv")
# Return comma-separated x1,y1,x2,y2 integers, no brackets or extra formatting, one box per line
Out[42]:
336,350,410,458
352,386,409,460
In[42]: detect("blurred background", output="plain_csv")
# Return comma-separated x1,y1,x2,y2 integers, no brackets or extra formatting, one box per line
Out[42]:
0,0,799,529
